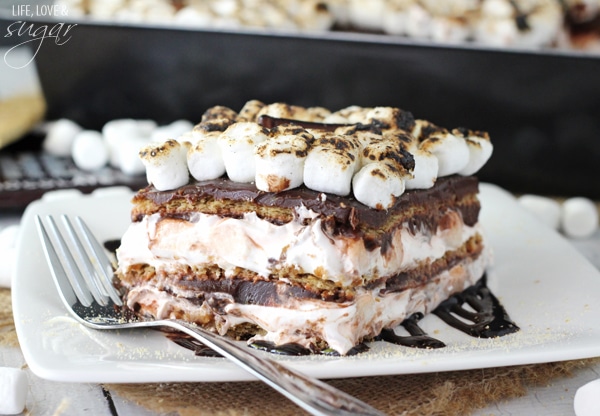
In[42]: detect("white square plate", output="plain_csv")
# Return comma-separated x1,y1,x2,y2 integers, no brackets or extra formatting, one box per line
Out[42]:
12,184,600,383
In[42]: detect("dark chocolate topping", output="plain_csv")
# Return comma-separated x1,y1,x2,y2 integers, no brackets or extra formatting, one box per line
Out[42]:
135,175,480,230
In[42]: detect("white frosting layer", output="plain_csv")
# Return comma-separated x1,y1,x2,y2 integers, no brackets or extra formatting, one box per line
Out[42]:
124,251,489,354
117,207,481,289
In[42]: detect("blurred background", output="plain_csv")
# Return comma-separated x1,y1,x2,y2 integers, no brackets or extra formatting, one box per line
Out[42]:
1,0,600,209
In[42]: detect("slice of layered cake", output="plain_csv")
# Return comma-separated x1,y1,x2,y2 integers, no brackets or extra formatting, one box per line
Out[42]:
115,100,494,355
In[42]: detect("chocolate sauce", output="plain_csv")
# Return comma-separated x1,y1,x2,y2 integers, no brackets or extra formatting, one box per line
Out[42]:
433,275,520,338
257,114,352,132
103,239,120,256
376,313,446,349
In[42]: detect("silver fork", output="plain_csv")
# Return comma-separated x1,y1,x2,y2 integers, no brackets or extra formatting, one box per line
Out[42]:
35,214,386,416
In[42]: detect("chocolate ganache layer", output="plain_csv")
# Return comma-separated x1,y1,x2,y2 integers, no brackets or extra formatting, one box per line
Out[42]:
132,174,480,235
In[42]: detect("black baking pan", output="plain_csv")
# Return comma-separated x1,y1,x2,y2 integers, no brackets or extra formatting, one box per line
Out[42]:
1,15,599,199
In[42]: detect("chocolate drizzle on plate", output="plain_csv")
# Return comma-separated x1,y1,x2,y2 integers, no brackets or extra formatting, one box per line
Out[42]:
433,275,520,338
376,313,446,349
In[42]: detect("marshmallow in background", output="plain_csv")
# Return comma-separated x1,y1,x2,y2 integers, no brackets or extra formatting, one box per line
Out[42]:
561,197,599,239
187,131,226,181
102,118,156,169
518,194,562,230
352,162,405,209
139,140,190,191
574,378,600,416
150,120,194,143
218,122,269,183
0,367,27,414
0,225,19,288
71,130,109,171
43,119,83,157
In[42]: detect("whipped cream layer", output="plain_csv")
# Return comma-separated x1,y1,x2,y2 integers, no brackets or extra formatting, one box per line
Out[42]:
125,253,489,354
116,206,482,288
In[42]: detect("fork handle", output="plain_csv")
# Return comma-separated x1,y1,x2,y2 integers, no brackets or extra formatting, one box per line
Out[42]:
159,320,385,416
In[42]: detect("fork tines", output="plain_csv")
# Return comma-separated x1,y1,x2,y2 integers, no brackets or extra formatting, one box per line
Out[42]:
36,214,122,308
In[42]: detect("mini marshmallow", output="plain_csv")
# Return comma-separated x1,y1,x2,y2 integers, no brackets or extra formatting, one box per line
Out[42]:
43,119,82,157
365,106,416,132
323,105,372,124
405,147,439,189
348,0,386,31
0,225,20,250
237,99,266,122
518,194,562,230
198,106,238,132
0,248,15,288
71,130,109,171
359,136,414,175
218,122,269,183
303,135,360,196
0,367,28,414
352,162,406,209
150,120,194,143
254,127,313,192
257,103,329,122
453,128,494,176
116,136,148,175
102,118,156,168
561,197,599,239
139,140,190,191
187,131,226,181
574,378,600,416
416,123,470,176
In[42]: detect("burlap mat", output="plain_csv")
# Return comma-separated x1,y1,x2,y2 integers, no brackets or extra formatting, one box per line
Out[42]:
1,289,597,415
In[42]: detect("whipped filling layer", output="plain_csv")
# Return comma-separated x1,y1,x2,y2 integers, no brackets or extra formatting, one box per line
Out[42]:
125,252,489,354
116,206,482,288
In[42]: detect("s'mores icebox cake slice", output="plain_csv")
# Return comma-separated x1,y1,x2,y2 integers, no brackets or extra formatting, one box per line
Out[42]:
115,100,497,355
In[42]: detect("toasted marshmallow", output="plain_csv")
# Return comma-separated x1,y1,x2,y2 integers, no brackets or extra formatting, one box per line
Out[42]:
405,146,439,189
237,99,266,122
255,126,313,192
303,134,360,196
323,106,372,124
518,194,562,229
364,106,416,131
414,120,469,176
218,122,269,183
561,197,599,238
139,140,190,191
359,136,414,175
187,131,225,181
173,5,213,27
352,162,406,209
430,16,472,43
71,130,109,171
198,105,238,132
348,0,386,30
257,102,330,122
382,0,411,35
405,3,433,38
289,0,335,31
43,118,83,157
452,128,494,176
